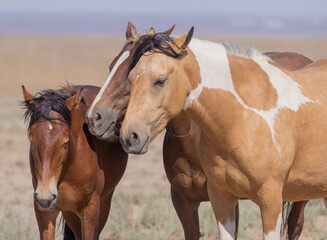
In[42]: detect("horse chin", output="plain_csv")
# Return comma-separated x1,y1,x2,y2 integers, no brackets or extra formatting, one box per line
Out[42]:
138,141,149,154
35,202,57,212
96,123,120,142
96,130,112,141
120,135,150,155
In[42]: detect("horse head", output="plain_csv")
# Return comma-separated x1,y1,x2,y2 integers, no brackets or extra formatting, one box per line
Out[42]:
22,86,83,211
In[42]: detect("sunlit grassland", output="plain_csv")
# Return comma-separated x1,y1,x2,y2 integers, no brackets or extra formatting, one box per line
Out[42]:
1,192,326,240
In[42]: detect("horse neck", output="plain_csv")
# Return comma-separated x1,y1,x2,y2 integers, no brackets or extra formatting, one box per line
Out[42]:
164,111,202,167
181,40,239,141
167,111,193,136
64,107,87,171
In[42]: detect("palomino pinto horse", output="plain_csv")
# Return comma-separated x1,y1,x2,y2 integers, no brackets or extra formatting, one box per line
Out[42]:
22,85,127,240
86,23,315,239
117,29,327,240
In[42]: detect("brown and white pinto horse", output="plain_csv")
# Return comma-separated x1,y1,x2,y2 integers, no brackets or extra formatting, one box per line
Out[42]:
22,85,127,240
117,28,327,239
86,23,315,239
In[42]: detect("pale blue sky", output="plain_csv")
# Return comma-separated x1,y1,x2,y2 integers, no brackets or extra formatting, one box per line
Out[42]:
1,0,327,17
1,0,326,36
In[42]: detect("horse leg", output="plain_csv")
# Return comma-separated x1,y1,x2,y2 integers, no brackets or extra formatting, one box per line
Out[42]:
171,187,201,240
34,203,59,240
80,193,101,240
207,181,238,240
257,184,283,240
287,201,308,240
97,191,114,236
62,211,82,240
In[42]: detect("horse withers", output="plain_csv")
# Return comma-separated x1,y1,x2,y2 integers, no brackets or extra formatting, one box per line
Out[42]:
22,85,127,239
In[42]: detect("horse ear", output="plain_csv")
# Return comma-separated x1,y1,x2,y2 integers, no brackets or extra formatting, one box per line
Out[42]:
162,24,175,36
126,21,138,40
22,85,35,110
174,26,194,50
66,89,83,111
147,27,156,35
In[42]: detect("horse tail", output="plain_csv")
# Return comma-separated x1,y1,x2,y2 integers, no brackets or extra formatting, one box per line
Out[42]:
59,216,75,240
281,201,294,237
63,222,75,240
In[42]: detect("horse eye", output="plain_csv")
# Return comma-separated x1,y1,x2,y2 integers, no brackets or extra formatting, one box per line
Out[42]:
62,142,68,149
154,78,167,86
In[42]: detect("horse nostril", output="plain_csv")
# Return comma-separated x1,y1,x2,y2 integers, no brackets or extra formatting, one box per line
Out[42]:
34,192,38,201
52,194,57,200
95,112,101,121
131,132,139,144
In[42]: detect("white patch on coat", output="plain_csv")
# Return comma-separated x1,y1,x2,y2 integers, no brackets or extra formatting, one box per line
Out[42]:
264,212,282,240
88,51,130,117
218,219,235,240
184,38,313,147
48,123,53,130
254,59,313,112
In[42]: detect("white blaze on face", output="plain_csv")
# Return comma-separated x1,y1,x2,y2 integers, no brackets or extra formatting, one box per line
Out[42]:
185,38,313,148
88,51,130,118
48,123,53,130
264,212,282,240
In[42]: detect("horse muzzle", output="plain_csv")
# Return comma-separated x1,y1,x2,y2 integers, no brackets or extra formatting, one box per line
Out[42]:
34,190,58,211
119,130,150,154
86,108,118,140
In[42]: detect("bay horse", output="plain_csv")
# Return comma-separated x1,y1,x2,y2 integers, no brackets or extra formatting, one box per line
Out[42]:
86,23,314,239
117,28,327,240
22,85,127,240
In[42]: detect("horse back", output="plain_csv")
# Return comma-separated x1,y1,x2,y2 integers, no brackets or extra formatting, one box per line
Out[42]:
265,52,313,71
294,59,327,73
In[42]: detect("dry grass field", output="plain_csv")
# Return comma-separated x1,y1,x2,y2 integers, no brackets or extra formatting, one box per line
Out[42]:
1,36,327,239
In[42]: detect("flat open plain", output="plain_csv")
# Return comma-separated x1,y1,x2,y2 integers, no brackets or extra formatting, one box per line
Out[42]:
0,36,327,239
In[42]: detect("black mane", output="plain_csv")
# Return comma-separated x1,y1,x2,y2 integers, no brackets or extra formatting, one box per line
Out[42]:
23,87,79,129
130,32,183,71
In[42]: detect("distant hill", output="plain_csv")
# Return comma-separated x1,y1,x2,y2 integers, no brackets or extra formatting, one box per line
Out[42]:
0,11,326,37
